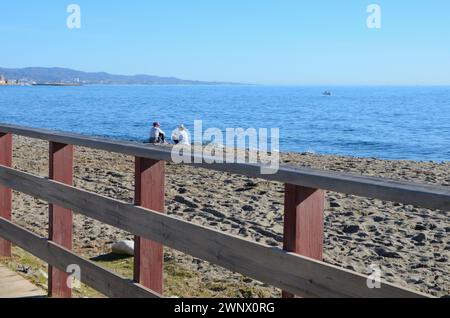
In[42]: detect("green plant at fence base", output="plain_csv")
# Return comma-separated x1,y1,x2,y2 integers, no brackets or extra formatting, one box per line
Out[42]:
1,247,274,298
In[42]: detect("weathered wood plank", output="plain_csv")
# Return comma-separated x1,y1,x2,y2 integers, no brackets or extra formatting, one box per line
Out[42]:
0,133,12,257
48,142,73,298
134,158,165,294
0,265,45,298
0,124,448,211
0,166,430,298
283,185,325,298
0,218,161,298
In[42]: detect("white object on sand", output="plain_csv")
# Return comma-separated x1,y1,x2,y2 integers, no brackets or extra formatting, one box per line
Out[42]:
112,240,134,256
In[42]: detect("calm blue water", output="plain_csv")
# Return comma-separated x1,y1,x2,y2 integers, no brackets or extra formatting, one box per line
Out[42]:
0,85,449,161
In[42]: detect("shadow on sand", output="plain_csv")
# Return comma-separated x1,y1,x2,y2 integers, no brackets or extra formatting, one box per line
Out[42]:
90,253,132,263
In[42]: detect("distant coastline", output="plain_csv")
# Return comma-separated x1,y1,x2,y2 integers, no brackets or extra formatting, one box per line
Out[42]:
0,74,30,86
32,83,82,87
0,66,242,86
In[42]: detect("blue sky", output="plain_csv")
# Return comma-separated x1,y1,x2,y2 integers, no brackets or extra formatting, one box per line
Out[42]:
0,1,449,85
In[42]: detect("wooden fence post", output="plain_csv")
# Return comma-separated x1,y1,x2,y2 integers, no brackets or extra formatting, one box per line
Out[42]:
283,184,325,298
134,158,165,294
48,142,74,298
0,133,12,257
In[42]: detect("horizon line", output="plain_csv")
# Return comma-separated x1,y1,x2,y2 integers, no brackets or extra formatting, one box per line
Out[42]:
2,65,450,87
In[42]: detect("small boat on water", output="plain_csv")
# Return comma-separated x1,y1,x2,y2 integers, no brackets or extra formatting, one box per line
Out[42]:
323,91,332,96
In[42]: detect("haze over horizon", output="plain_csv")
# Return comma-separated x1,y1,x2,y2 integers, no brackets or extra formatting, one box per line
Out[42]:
1,1,450,85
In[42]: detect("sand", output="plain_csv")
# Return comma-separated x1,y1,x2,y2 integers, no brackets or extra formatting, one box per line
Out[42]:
7,136,450,297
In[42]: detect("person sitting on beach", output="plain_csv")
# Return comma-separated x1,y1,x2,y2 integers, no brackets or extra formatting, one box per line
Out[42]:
149,122,166,144
173,124,190,146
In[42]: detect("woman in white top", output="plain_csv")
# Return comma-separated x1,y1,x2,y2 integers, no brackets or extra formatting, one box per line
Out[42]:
173,124,190,145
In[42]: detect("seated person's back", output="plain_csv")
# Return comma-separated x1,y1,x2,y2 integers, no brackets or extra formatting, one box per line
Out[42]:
176,124,190,145
150,122,166,144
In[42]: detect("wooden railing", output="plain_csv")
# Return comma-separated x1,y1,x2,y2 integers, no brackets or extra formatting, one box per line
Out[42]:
0,123,448,298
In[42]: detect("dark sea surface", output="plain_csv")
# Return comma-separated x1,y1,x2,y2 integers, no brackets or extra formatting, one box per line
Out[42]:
0,85,449,161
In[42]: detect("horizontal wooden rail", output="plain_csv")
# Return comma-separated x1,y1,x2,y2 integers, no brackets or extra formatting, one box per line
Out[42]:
0,217,161,298
0,165,430,298
0,123,448,211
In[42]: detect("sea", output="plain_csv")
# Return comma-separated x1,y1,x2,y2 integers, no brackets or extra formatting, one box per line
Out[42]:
0,85,449,162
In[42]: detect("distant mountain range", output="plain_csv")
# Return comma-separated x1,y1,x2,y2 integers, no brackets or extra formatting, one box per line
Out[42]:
0,67,235,85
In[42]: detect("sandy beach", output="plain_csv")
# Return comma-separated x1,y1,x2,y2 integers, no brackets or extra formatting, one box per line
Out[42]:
6,136,450,297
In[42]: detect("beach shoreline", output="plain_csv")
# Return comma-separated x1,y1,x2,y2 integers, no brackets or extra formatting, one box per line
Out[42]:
4,135,450,297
